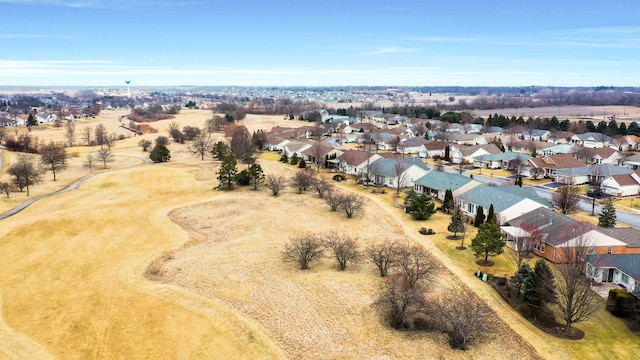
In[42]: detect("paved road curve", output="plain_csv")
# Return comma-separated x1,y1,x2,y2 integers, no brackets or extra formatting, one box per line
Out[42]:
0,154,150,221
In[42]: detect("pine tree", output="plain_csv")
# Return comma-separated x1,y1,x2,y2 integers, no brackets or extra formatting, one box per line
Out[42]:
290,153,299,165
298,157,307,168
486,204,496,224
217,153,238,190
470,223,505,264
409,195,437,220
512,263,533,298
279,153,289,163
598,197,616,228
443,188,454,212
448,206,465,238
474,206,485,227
444,145,450,162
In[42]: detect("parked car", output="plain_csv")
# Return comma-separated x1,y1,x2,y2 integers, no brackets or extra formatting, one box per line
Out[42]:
587,188,606,198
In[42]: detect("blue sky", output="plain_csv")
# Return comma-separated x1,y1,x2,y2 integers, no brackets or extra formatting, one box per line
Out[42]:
1,0,639,87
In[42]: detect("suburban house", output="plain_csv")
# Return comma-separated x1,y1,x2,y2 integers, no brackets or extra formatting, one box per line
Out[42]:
413,171,481,201
399,137,429,156
522,129,551,141
571,132,612,148
623,154,640,170
264,127,306,151
547,131,575,144
583,254,640,294
421,141,448,158
301,142,344,168
281,140,313,158
555,163,634,186
539,144,579,157
472,152,531,170
504,208,640,263
336,150,382,177
456,185,550,225
520,154,586,179
509,140,549,155
575,147,622,165
374,133,403,151
617,135,640,151
369,157,430,189
601,170,640,197
449,144,501,164
447,133,488,146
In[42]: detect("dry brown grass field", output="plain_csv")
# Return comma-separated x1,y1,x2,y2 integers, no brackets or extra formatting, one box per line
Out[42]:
0,109,638,359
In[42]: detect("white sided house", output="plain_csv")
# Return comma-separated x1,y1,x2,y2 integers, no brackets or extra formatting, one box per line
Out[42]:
369,157,430,189
457,185,550,225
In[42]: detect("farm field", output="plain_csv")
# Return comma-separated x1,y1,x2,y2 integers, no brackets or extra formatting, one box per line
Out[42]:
0,109,638,359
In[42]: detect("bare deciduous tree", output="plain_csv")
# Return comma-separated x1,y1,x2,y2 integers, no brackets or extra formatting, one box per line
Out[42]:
325,190,344,211
375,275,426,330
97,148,114,169
367,241,399,277
8,154,43,196
94,123,107,148
510,222,542,268
282,233,324,270
105,132,119,150
313,177,334,199
310,141,325,173
64,121,75,147
265,174,286,196
138,139,152,151
339,193,365,218
325,232,361,271
291,168,315,193
552,183,581,214
555,226,600,334
396,243,436,288
167,121,184,143
84,153,96,172
187,128,213,160
393,161,409,196
433,285,494,350
81,126,92,146
40,141,68,181
0,181,14,198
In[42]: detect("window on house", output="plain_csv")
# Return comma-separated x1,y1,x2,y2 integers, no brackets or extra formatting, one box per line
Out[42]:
540,243,545,253
607,246,613,254
622,273,630,283
587,264,593,276
467,203,475,214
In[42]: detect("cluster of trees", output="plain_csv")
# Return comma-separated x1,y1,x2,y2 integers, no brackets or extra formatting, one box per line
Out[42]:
129,104,179,122
282,229,496,350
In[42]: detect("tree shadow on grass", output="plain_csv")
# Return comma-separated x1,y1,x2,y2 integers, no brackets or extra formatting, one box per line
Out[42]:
455,246,467,250
446,235,462,240
475,260,495,267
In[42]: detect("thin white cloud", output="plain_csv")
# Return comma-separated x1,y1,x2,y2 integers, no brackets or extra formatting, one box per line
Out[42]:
0,0,198,9
363,47,418,56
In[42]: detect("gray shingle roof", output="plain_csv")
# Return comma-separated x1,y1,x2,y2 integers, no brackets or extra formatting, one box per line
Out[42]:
414,171,478,192
509,207,593,246
556,164,634,177
370,157,429,177
473,152,531,162
458,185,547,214
583,254,640,282
598,227,640,247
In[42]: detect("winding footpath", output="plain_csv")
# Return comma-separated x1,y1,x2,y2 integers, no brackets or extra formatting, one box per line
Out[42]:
0,154,151,221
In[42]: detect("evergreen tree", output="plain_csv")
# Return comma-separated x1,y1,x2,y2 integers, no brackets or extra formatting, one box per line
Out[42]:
298,157,307,168
533,259,557,305
444,145,450,161
149,144,171,163
474,205,485,227
290,153,299,165
247,163,265,190
618,122,627,136
211,141,229,160
628,121,640,136
27,113,38,126
470,223,505,264
217,153,238,190
409,195,437,220
443,188,454,212
512,263,533,298
403,189,419,211
279,153,289,163
447,206,465,238
486,204,496,224
598,197,617,228
586,121,596,132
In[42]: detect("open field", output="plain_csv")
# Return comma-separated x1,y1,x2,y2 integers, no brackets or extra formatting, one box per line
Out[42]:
0,109,639,359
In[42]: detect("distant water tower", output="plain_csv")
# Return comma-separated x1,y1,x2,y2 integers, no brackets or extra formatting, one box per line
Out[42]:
125,80,131,96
